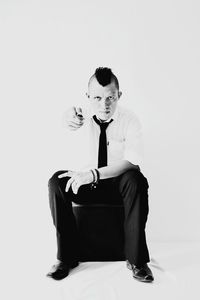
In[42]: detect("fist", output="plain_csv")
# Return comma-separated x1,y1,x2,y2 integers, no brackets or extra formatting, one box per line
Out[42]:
65,106,84,131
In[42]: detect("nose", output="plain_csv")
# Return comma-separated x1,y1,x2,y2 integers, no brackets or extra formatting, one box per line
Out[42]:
100,98,111,109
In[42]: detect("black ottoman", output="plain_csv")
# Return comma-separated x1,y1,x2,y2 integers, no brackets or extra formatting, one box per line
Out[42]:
72,203,125,262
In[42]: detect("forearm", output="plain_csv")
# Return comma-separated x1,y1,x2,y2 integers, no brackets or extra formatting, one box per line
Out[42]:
98,160,140,180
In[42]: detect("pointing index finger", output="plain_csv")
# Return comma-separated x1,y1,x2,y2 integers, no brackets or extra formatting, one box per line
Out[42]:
75,107,84,120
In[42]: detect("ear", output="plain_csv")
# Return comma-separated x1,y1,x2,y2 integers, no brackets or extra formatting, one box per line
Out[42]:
118,91,122,98
86,92,90,99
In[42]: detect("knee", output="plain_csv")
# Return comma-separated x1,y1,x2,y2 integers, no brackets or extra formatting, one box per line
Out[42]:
48,170,67,189
120,170,149,190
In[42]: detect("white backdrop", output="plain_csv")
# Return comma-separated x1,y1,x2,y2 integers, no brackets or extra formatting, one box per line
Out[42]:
1,0,200,273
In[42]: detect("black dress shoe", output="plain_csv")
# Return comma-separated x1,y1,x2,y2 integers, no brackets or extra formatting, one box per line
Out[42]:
126,260,154,283
47,260,79,280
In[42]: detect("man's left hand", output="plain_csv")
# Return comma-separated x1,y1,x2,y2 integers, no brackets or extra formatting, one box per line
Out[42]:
58,170,93,194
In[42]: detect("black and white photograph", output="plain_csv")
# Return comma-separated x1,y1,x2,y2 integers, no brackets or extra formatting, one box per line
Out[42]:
1,1,200,299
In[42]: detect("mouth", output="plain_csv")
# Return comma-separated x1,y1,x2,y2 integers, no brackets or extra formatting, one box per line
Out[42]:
100,111,110,114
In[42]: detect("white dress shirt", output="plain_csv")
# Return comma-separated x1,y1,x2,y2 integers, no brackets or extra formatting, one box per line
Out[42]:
63,104,144,172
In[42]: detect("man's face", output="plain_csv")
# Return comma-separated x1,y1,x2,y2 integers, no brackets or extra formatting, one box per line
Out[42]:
87,78,122,121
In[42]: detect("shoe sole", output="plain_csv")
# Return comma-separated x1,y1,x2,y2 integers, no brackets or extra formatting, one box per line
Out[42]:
132,274,154,283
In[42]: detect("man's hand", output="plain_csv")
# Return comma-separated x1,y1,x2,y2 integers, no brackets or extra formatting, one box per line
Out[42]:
58,170,93,194
65,106,84,131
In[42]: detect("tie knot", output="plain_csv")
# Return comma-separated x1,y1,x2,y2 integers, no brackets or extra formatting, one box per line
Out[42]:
93,115,113,131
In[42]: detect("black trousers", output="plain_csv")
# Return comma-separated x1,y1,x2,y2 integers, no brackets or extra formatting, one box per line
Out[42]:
48,169,150,267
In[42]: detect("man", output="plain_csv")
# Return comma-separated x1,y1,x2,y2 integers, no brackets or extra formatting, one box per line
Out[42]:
47,67,154,283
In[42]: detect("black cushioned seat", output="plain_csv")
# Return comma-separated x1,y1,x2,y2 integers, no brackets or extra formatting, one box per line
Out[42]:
72,203,125,262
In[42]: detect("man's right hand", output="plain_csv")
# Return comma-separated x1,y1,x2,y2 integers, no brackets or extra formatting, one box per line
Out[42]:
65,106,84,131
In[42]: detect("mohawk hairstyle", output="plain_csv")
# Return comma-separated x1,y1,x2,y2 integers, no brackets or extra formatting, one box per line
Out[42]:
89,67,119,90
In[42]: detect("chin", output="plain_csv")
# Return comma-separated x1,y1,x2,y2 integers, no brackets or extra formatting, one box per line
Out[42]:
98,112,112,121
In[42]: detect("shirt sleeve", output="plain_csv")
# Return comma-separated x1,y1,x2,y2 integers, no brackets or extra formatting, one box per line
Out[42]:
123,116,144,168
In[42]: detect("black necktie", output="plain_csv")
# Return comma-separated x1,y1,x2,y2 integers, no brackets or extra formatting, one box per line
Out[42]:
93,115,113,168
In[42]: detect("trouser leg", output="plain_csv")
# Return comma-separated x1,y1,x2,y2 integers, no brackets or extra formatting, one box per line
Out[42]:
117,169,150,266
48,170,80,263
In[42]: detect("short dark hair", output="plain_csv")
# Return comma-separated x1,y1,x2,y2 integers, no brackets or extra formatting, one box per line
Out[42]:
89,67,119,90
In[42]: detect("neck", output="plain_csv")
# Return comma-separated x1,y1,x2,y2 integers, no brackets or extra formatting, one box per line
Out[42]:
96,116,111,123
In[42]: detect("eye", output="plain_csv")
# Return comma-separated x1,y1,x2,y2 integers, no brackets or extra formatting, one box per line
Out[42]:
94,96,101,101
108,96,114,101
